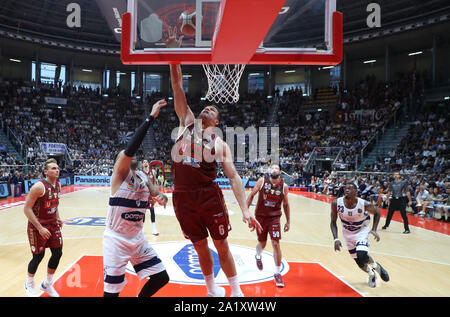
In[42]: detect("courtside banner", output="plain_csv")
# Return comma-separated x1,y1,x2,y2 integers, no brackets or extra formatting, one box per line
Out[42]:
0,183,9,198
214,178,249,189
24,179,41,193
59,176,72,186
74,175,111,186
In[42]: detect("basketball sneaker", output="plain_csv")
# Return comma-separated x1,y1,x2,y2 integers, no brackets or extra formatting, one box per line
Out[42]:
207,286,225,297
40,281,60,297
255,255,263,271
274,273,284,288
368,269,377,288
152,223,159,236
24,281,38,297
375,262,390,282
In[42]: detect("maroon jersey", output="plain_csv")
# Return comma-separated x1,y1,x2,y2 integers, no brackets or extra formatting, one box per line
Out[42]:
171,123,218,188
255,176,285,217
31,179,60,225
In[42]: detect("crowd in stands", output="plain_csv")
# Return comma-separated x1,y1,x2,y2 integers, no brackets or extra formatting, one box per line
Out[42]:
0,71,448,220
295,170,449,222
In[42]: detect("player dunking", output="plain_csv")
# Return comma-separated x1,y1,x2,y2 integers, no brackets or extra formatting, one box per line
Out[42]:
246,164,290,287
103,100,169,297
142,159,159,236
330,183,390,288
164,27,262,297
24,158,63,297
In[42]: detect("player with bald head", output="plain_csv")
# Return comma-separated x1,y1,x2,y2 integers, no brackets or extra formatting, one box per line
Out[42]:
330,183,390,288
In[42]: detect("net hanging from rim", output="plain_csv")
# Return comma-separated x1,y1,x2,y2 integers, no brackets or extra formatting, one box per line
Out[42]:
202,64,246,104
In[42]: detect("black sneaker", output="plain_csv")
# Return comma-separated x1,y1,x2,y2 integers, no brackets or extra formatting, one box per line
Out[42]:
403,230,410,234
368,270,377,288
382,226,388,230
376,262,390,282
255,255,263,271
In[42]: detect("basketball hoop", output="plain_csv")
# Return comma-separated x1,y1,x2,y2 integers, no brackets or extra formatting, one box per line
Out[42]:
202,64,246,104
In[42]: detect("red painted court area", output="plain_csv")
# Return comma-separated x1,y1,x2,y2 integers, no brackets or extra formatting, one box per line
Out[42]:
43,256,361,297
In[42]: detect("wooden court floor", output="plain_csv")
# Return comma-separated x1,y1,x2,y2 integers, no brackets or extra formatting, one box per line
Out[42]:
0,185,449,297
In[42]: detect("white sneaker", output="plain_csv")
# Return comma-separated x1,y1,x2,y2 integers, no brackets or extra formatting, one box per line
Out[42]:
368,270,377,288
40,281,60,297
24,281,38,297
207,286,226,297
152,223,159,236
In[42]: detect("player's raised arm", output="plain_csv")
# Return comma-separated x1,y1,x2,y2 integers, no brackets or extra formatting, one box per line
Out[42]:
216,138,262,233
163,27,195,127
111,99,167,194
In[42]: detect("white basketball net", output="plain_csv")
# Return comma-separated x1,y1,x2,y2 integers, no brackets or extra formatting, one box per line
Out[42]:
202,64,246,104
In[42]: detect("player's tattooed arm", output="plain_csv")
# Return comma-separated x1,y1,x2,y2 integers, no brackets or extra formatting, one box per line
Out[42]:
246,177,264,209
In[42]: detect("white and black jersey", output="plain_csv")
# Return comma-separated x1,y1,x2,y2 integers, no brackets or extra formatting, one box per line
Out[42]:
105,170,149,239
103,170,165,294
336,197,371,258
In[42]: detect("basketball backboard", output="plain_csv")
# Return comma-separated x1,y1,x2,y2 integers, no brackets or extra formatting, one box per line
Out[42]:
121,0,342,65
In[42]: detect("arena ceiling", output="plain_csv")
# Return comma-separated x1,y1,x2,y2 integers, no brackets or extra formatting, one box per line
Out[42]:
0,0,449,49
0,0,449,70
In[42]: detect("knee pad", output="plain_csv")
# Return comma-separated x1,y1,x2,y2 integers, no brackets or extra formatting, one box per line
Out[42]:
28,252,45,274
355,251,369,268
48,247,62,270
138,270,170,297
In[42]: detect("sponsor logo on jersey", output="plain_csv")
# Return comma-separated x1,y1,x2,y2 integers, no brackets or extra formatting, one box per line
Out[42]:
121,211,145,222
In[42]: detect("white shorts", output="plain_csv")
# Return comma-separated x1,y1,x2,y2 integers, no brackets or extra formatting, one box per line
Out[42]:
342,225,371,259
102,230,166,294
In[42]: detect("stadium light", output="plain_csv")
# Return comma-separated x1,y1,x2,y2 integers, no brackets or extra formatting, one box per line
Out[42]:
363,60,376,64
284,70,296,73
9,58,21,63
82,69,92,72
445,96,449,100
322,66,334,69
408,51,423,56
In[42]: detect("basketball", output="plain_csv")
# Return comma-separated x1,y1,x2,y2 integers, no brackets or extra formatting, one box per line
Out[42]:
178,9,196,36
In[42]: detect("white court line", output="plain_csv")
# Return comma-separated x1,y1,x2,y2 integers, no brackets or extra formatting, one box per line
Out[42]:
4,233,450,266
35,254,85,297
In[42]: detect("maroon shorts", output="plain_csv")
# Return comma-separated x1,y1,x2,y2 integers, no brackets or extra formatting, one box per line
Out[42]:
27,222,63,254
173,182,231,243
256,216,282,242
